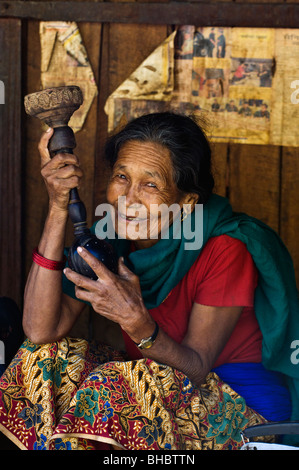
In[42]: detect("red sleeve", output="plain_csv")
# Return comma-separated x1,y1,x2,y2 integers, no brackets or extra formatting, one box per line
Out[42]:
194,235,258,308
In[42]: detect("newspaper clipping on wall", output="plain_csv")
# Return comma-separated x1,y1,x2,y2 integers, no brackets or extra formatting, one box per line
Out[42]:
105,26,299,147
40,22,98,132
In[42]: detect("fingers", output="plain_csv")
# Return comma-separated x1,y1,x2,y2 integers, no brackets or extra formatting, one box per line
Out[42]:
77,247,112,281
65,248,134,281
63,251,107,304
63,270,95,303
63,248,111,289
64,248,138,294
78,247,137,282
117,256,135,281
64,266,96,291
41,151,82,173
41,149,83,189
38,128,81,172
38,127,54,167
48,159,83,182
38,128,84,212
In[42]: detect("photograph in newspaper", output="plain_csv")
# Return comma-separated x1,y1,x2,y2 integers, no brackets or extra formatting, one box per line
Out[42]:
189,27,274,144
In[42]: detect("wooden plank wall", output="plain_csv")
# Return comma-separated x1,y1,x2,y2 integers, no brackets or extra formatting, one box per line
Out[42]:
1,1,299,341
0,19,23,306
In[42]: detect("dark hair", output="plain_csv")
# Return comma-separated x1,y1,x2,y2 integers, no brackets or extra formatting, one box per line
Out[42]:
104,112,214,204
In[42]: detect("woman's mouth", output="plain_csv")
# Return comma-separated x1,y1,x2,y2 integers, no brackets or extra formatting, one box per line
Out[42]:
118,212,147,222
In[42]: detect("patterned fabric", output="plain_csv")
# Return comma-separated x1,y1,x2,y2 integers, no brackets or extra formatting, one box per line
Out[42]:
0,337,271,450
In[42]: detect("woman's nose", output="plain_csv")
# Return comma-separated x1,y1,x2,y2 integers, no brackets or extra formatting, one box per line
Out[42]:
123,184,141,207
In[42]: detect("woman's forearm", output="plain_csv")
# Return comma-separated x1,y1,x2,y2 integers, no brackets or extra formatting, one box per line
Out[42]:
140,327,208,387
23,208,69,343
140,304,243,388
62,249,210,386
24,129,85,343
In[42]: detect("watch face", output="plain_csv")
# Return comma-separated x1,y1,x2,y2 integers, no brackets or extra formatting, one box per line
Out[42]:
136,322,159,350
139,338,153,349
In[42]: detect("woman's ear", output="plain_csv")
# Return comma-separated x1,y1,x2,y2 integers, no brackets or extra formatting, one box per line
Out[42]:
181,193,199,214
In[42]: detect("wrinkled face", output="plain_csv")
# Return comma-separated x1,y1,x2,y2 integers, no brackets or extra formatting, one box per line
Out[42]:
106,140,196,249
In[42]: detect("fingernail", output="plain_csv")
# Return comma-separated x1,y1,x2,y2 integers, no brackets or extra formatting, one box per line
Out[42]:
46,127,52,133
77,246,83,253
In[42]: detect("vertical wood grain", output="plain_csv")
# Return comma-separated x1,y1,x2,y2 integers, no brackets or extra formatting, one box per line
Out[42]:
228,144,281,233
211,143,229,198
280,147,299,286
0,19,23,307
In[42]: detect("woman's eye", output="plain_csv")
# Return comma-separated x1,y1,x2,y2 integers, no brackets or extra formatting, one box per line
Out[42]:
116,174,127,180
146,182,157,188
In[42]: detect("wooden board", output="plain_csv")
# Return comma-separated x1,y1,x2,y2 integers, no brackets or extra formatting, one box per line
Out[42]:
280,147,299,286
228,144,281,233
0,19,23,307
211,143,229,198
1,2,299,28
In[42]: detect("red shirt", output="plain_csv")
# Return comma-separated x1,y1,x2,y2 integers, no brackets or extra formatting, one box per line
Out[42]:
123,235,262,367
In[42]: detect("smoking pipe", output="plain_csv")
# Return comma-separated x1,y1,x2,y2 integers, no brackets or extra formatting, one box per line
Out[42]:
24,85,118,279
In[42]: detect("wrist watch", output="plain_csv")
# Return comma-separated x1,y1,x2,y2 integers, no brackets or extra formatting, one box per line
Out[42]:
134,322,159,350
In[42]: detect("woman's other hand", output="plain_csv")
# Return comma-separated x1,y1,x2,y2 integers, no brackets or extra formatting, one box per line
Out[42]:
63,247,155,342
38,128,84,213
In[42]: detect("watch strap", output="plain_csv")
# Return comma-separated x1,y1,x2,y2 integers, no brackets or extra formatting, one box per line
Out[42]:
134,321,159,350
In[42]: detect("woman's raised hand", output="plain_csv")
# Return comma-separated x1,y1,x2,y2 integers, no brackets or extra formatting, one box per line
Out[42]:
38,128,84,213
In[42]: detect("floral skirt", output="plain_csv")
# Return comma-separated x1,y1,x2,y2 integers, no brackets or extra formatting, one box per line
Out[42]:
0,337,270,450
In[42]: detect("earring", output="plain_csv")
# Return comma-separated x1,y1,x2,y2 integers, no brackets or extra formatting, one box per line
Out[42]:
181,208,188,222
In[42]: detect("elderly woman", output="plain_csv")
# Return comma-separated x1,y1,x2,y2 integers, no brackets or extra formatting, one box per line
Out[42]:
0,112,298,450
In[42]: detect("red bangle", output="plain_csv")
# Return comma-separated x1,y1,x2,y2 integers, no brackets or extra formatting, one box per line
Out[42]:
32,247,67,271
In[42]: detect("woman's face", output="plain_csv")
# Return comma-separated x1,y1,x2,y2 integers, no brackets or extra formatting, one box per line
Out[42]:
106,140,196,249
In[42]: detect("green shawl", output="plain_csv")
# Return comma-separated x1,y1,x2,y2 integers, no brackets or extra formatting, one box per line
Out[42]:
63,194,299,438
